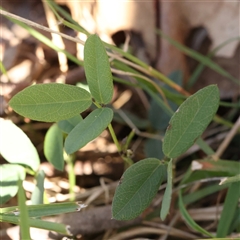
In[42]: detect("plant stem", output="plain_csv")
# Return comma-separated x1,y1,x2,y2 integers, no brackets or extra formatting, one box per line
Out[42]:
122,156,134,166
124,130,135,150
65,154,76,201
108,123,121,152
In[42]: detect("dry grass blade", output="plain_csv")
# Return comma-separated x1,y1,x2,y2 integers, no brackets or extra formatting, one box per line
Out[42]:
42,1,68,74
212,115,240,160
109,226,197,240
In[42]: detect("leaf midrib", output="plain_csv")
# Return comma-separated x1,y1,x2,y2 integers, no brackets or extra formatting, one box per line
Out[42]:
168,87,215,157
115,162,163,219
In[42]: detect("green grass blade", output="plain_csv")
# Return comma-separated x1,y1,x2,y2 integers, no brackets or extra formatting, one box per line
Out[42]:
220,174,240,185
229,207,240,233
178,190,214,237
31,170,45,205
183,183,228,205
217,182,240,237
188,36,240,88
156,29,240,85
1,214,71,235
27,202,86,218
160,158,173,220
219,100,240,108
1,202,85,218
18,180,31,240
195,138,215,155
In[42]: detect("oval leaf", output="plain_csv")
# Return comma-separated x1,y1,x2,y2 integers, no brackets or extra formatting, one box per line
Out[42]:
0,164,26,204
65,108,113,154
112,158,167,221
163,85,219,158
0,119,40,171
57,115,83,134
44,124,64,171
9,83,92,122
84,34,113,104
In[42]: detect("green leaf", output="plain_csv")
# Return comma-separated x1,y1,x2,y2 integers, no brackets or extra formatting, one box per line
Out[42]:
217,182,240,237
31,170,45,205
84,34,113,104
0,164,25,204
160,159,173,220
18,180,31,240
163,85,219,158
183,183,228,205
112,158,167,221
44,124,64,171
9,83,92,122
0,119,40,171
57,115,83,134
65,108,113,154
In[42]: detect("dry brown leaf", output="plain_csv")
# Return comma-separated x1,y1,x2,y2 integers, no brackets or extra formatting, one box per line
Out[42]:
157,1,240,77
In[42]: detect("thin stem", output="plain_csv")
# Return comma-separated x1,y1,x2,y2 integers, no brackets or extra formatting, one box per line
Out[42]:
213,115,237,130
212,115,240,161
122,156,134,166
93,101,102,109
0,9,189,96
0,9,85,45
107,45,190,96
108,123,121,152
124,130,135,150
65,154,76,201
111,68,170,107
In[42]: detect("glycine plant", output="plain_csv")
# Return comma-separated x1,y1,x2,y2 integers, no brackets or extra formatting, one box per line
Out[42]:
9,34,220,222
